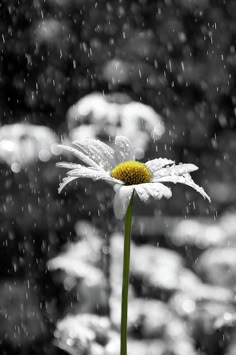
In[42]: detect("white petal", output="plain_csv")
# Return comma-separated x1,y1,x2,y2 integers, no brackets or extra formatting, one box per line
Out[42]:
67,168,122,185
73,138,115,171
58,176,78,193
134,182,172,202
113,185,134,220
56,162,87,170
58,163,123,192
114,136,135,163
152,163,199,178
145,158,175,174
58,144,101,169
154,174,211,201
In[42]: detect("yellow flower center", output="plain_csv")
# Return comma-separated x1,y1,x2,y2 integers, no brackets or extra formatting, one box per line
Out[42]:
111,161,152,185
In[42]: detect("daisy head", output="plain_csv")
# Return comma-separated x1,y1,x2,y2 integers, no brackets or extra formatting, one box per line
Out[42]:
57,136,210,220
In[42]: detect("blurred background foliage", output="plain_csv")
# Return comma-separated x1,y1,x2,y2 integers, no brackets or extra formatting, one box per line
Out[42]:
1,0,236,354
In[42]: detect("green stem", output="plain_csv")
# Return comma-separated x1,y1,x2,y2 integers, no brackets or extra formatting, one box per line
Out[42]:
120,193,134,355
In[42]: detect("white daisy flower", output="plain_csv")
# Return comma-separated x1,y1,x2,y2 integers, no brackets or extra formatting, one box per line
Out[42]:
57,136,210,220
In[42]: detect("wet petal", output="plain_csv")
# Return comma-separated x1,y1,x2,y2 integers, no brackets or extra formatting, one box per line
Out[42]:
58,163,123,193
67,168,122,184
113,185,134,220
135,182,172,202
58,165,104,193
57,162,88,170
114,136,135,163
154,174,211,201
58,176,78,193
58,144,101,169
73,138,115,171
152,163,199,178
145,158,175,174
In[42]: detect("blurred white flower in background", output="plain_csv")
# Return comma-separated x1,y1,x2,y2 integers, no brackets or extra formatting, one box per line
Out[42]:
169,219,225,249
55,313,111,355
57,135,210,219
67,92,165,158
48,221,108,313
0,123,60,172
